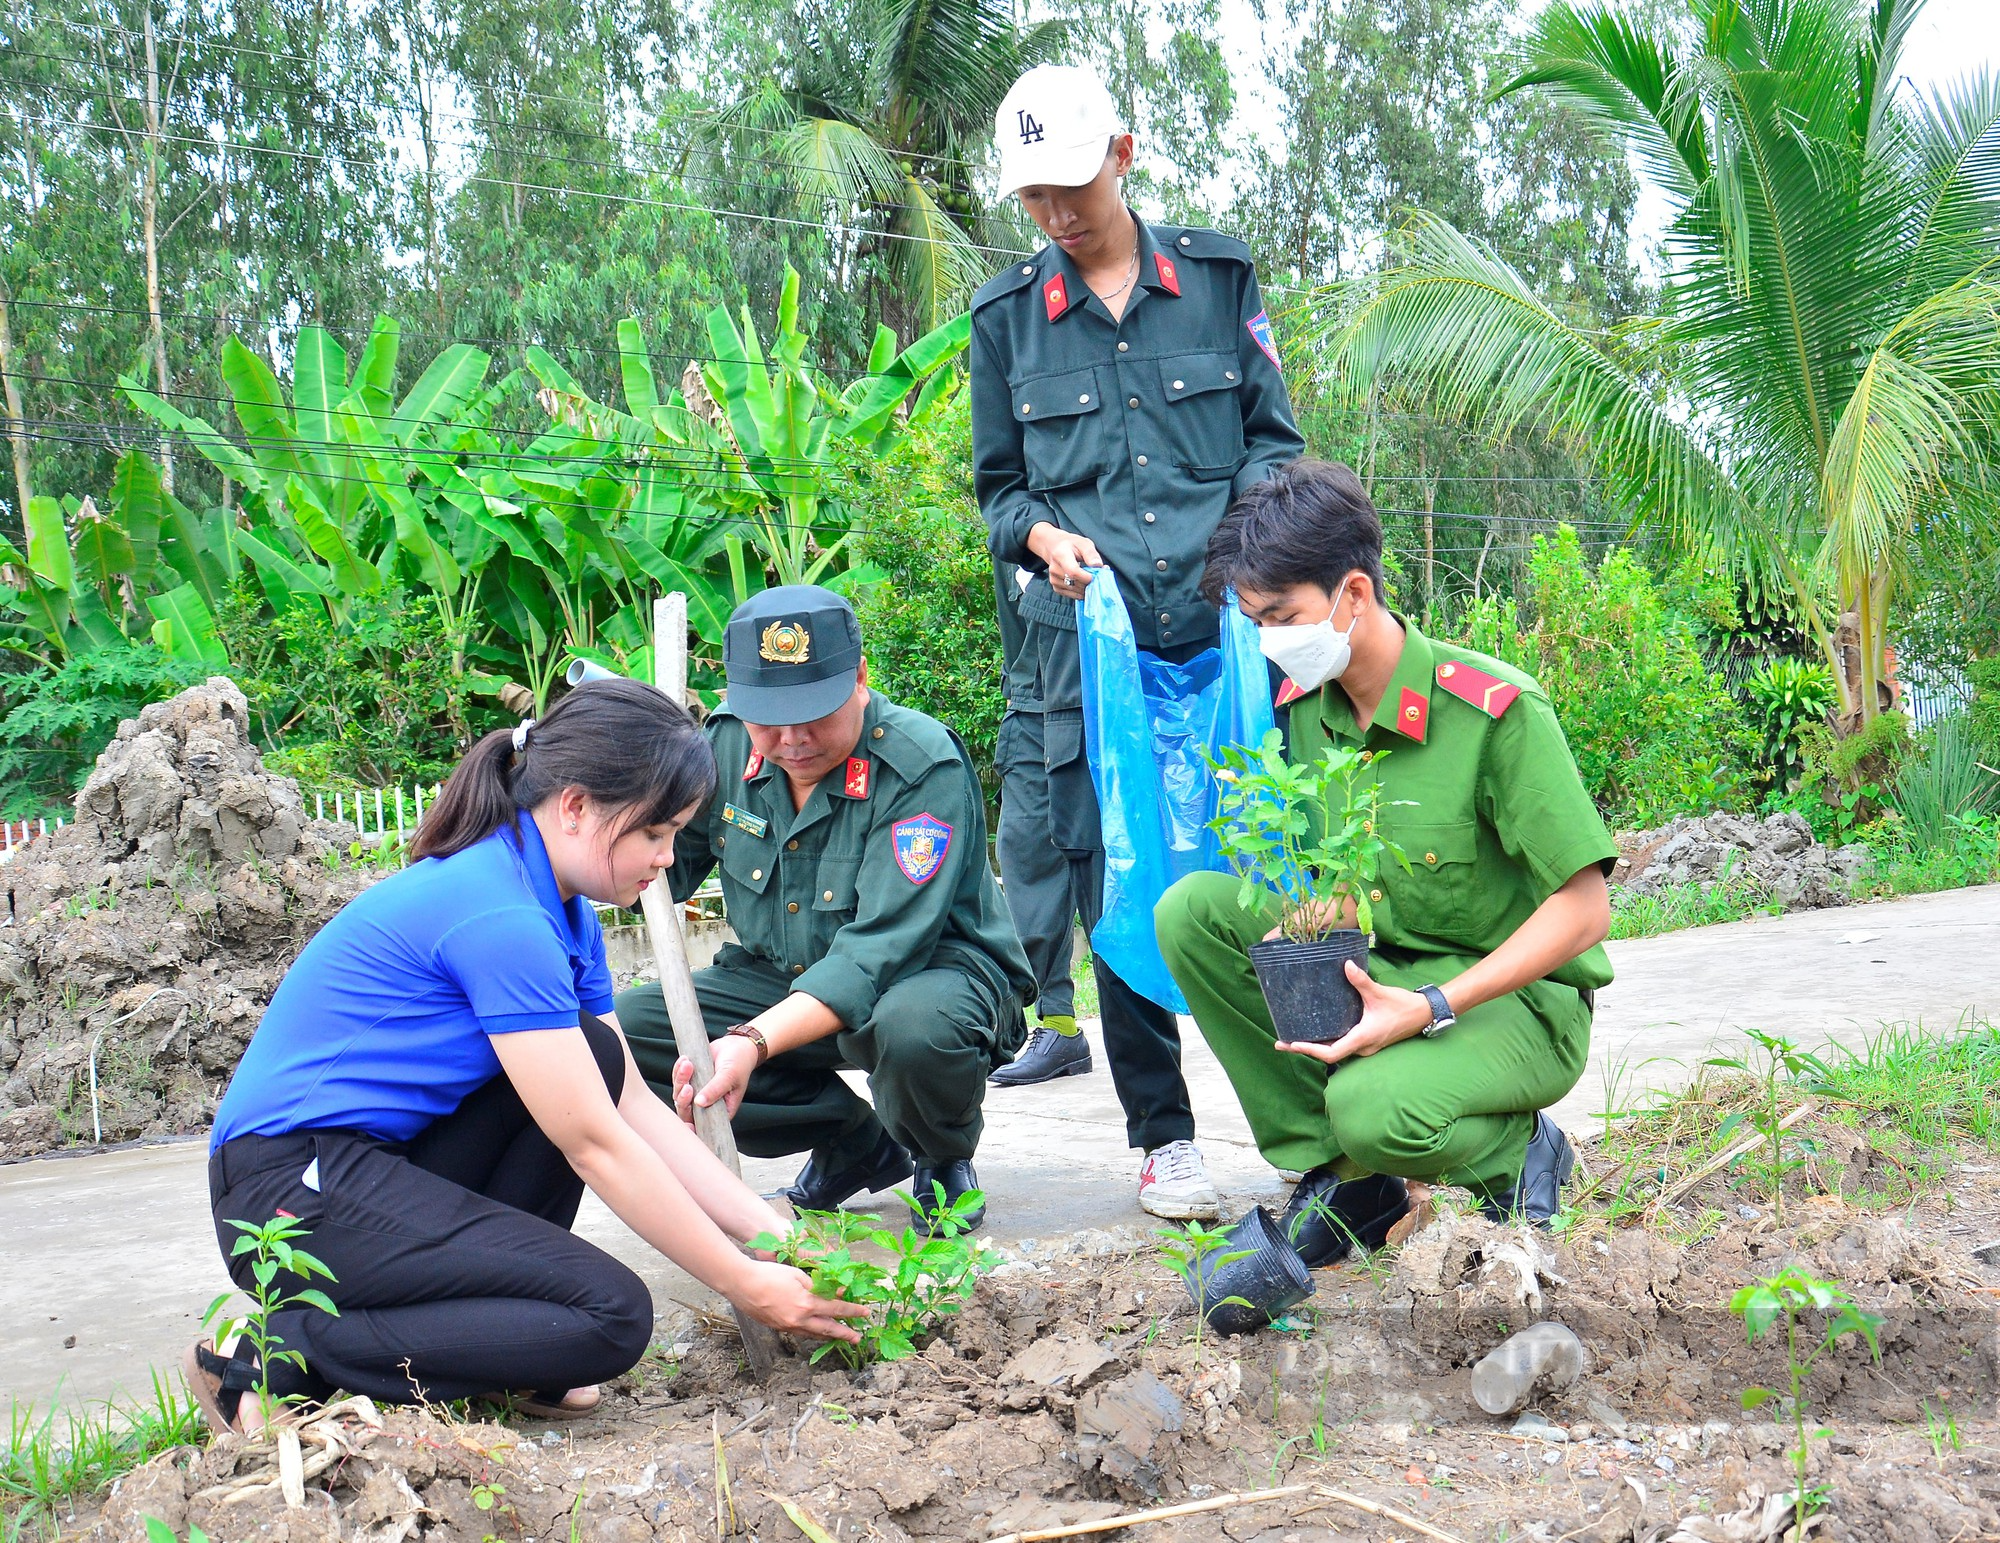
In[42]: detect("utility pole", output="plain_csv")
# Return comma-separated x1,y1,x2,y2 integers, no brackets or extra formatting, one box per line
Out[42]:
142,5,174,495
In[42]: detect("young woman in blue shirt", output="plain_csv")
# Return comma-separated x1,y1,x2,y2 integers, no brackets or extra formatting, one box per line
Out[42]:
188,679,862,1434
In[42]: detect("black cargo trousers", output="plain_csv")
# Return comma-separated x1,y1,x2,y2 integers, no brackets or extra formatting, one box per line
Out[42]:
204,1014,652,1406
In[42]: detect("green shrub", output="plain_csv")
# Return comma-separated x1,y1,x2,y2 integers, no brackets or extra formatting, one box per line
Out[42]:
844,391,1006,797
1970,657,2000,762
1742,658,1837,791
1451,526,1752,827
0,643,206,817
1890,716,2000,856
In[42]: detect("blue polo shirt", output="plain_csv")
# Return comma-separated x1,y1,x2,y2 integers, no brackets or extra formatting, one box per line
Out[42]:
211,817,616,1147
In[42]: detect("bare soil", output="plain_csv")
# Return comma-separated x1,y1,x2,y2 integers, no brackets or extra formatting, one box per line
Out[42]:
0,680,377,1159
85,1168,2000,1543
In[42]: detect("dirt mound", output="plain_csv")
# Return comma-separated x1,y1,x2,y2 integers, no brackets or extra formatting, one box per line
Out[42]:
0,680,377,1160
1614,812,1867,908
83,1204,1999,1543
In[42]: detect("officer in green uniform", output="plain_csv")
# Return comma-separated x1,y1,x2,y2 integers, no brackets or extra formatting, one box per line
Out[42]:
1154,461,1616,1262
971,63,1305,1218
617,586,1032,1231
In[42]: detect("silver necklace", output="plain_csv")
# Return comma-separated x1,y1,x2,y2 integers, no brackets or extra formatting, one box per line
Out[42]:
1092,234,1141,303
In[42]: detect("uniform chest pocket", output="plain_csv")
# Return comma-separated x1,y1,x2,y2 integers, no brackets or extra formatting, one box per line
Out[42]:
718,829,775,896
1158,351,1245,477
811,857,860,916
1378,818,1478,937
1016,367,1112,491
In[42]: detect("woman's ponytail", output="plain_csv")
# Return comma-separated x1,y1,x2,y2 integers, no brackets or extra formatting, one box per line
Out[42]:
409,678,715,861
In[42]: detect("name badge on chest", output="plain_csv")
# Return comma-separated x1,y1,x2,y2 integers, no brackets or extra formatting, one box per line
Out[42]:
720,803,769,839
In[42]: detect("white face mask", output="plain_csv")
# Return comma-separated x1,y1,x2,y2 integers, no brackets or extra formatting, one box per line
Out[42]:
1256,598,1357,694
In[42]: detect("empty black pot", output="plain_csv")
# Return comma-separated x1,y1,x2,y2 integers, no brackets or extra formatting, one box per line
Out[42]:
1178,1205,1314,1336
1249,931,1370,1045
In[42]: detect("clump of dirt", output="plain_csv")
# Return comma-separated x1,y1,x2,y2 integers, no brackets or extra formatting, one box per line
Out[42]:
86,1204,1999,1543
0,679,377,1160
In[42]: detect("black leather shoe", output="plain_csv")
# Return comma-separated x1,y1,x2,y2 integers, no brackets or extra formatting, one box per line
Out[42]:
907,1158,985,1234
783,1127,913,1213
1479,1112,1575,1228
1279,1167,1409,1268
988,1027,1092,1087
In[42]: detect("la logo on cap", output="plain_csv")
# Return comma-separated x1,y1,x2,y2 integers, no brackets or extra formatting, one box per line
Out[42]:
1016,109,1044,145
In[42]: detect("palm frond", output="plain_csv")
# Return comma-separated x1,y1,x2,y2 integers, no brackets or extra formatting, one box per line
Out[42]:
1902,70,2000,289
890,175,987,328
771,115,905,208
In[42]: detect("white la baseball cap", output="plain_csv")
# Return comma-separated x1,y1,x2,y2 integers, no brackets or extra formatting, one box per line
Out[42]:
994,65,1125,197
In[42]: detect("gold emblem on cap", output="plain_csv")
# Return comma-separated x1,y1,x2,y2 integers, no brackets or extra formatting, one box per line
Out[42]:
759,620,811,665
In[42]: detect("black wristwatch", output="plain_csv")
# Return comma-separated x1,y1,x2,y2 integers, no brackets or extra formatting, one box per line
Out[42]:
1418,985,1456,1038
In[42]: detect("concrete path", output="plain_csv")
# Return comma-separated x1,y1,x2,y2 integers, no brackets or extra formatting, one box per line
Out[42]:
5,883,1993,1414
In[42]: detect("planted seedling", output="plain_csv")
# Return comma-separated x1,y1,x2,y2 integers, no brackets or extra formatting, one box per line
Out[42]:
1705,1029,1828,1222
1154,1220,1254,1362
1729,1266,1884,1539
203,1215,340,1435
750,1185,989,1370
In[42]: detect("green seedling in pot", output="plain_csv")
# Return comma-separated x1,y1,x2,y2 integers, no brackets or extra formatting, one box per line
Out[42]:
1729,1266,1884,1539
203,1215,340,1435
1209,730,1410,939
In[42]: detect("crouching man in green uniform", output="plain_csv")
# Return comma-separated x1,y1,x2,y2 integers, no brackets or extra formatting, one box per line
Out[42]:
618,586,1032,1232
1154,461,1616,1264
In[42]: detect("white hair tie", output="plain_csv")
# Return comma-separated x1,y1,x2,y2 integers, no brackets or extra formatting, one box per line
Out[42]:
511,718,535,753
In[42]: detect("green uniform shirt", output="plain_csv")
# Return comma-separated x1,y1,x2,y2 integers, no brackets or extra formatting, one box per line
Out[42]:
970,217,1305,688
1284,619,1619,992
669,692,1033,1028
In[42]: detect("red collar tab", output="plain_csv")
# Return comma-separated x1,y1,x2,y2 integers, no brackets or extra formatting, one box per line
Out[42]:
1274,678,1308,710
1397,686,1430,742
1435,659,1522,718
844,757,871,799
1153,252,1181,296
1043,274,1069,322
742,751,765,781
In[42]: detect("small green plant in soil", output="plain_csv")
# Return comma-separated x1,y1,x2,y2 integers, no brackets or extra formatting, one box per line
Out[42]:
1729,1267,1884,1539
2,1372,205,1540
1209,729,1409,939
1154,1220,1254,1361
141,1522,210,1543
203,1216,340,1433
1704,1029,1827,1224
750,1186,988,1369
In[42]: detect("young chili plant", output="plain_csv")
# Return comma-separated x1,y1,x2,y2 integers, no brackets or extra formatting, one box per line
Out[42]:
203,1215,340,1434
1154,1220,1254,1362
750,1185,989,1370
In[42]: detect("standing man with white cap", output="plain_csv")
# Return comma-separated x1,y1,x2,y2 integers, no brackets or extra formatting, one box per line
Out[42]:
971,63,1305,1219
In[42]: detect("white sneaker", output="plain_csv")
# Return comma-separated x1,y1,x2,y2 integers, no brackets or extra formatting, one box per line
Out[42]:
1137,1140,1221,1220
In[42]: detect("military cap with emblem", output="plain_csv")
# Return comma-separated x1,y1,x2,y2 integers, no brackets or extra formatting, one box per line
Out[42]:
722,585,864,726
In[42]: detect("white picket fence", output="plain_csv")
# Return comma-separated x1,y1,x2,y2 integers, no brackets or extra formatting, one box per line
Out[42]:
308,782,441,862
0,816,66,865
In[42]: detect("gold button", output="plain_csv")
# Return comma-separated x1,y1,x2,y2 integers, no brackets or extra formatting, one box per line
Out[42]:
1021,265,1033,275
1370,889,1382,903
786,839,798,850
792,965,805,976
1172,379,1185,390
1425,852,1438,865
1225,371,1236,381
822,889,834,902
787,901,799,912
1439,663,1456,678
872,726,884,739
1405,704,1420,720
1021,403,1032,415
750,868,762,880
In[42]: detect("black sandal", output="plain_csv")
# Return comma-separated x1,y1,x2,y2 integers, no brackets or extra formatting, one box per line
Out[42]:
182,1338,260,1436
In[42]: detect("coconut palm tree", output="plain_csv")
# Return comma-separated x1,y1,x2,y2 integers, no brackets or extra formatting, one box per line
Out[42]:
1300,0,2000,729
708,0,1071,335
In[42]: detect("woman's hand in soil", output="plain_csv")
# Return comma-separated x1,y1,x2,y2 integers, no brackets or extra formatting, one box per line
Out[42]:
672,1035,758,1123
1275,960,1431,1066
736,1260,868,1342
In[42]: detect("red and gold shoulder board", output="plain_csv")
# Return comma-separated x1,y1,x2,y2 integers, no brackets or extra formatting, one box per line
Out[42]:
844,757,871,799
1274,678,1308,710
1043,274,1068,322
1435,659,1521,718
742,751,765,780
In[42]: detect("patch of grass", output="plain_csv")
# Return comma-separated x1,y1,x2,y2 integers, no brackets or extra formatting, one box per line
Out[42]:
1069,950,1100,1019
1807,1016,2000,1152
1608,874,1782,939
2,1374,206,1540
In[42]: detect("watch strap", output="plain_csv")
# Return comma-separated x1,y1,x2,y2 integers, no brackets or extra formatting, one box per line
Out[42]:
1418,984,1455,1037
724,1022,770,1063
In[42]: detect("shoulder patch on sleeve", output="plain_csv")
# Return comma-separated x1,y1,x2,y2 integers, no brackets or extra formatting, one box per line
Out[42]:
1247,310,1281,366
891,813,953,885
972,259,1042,310
1435,659,1523,718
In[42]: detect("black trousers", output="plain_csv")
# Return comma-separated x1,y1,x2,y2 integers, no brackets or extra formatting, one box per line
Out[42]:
999,708,1195,1152
206,1014,652,1405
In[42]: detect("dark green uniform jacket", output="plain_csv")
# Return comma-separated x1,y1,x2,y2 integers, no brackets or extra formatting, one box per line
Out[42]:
969,217,1306,694
668,693,1033,1027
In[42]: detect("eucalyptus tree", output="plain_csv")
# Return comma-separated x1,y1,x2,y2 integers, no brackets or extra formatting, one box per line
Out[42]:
1305,0,2000,730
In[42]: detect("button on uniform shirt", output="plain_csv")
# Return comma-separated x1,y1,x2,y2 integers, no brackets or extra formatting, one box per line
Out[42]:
211,818,614,1146
970,220,1305,675
1282,619,1619,992
670,693,1033,1026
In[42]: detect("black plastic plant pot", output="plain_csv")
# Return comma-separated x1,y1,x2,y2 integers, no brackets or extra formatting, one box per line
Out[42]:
1249,930,1369,1045
1180,1205,1314,1336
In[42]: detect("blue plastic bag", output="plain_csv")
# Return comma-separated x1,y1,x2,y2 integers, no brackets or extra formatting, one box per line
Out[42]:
1077,569,1277,1013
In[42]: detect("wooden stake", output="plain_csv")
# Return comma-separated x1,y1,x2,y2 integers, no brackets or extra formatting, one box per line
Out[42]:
1652,1099,1816,1212
985,1485,1310,1543
1309,1486,1470,1543
642,591,778,1377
